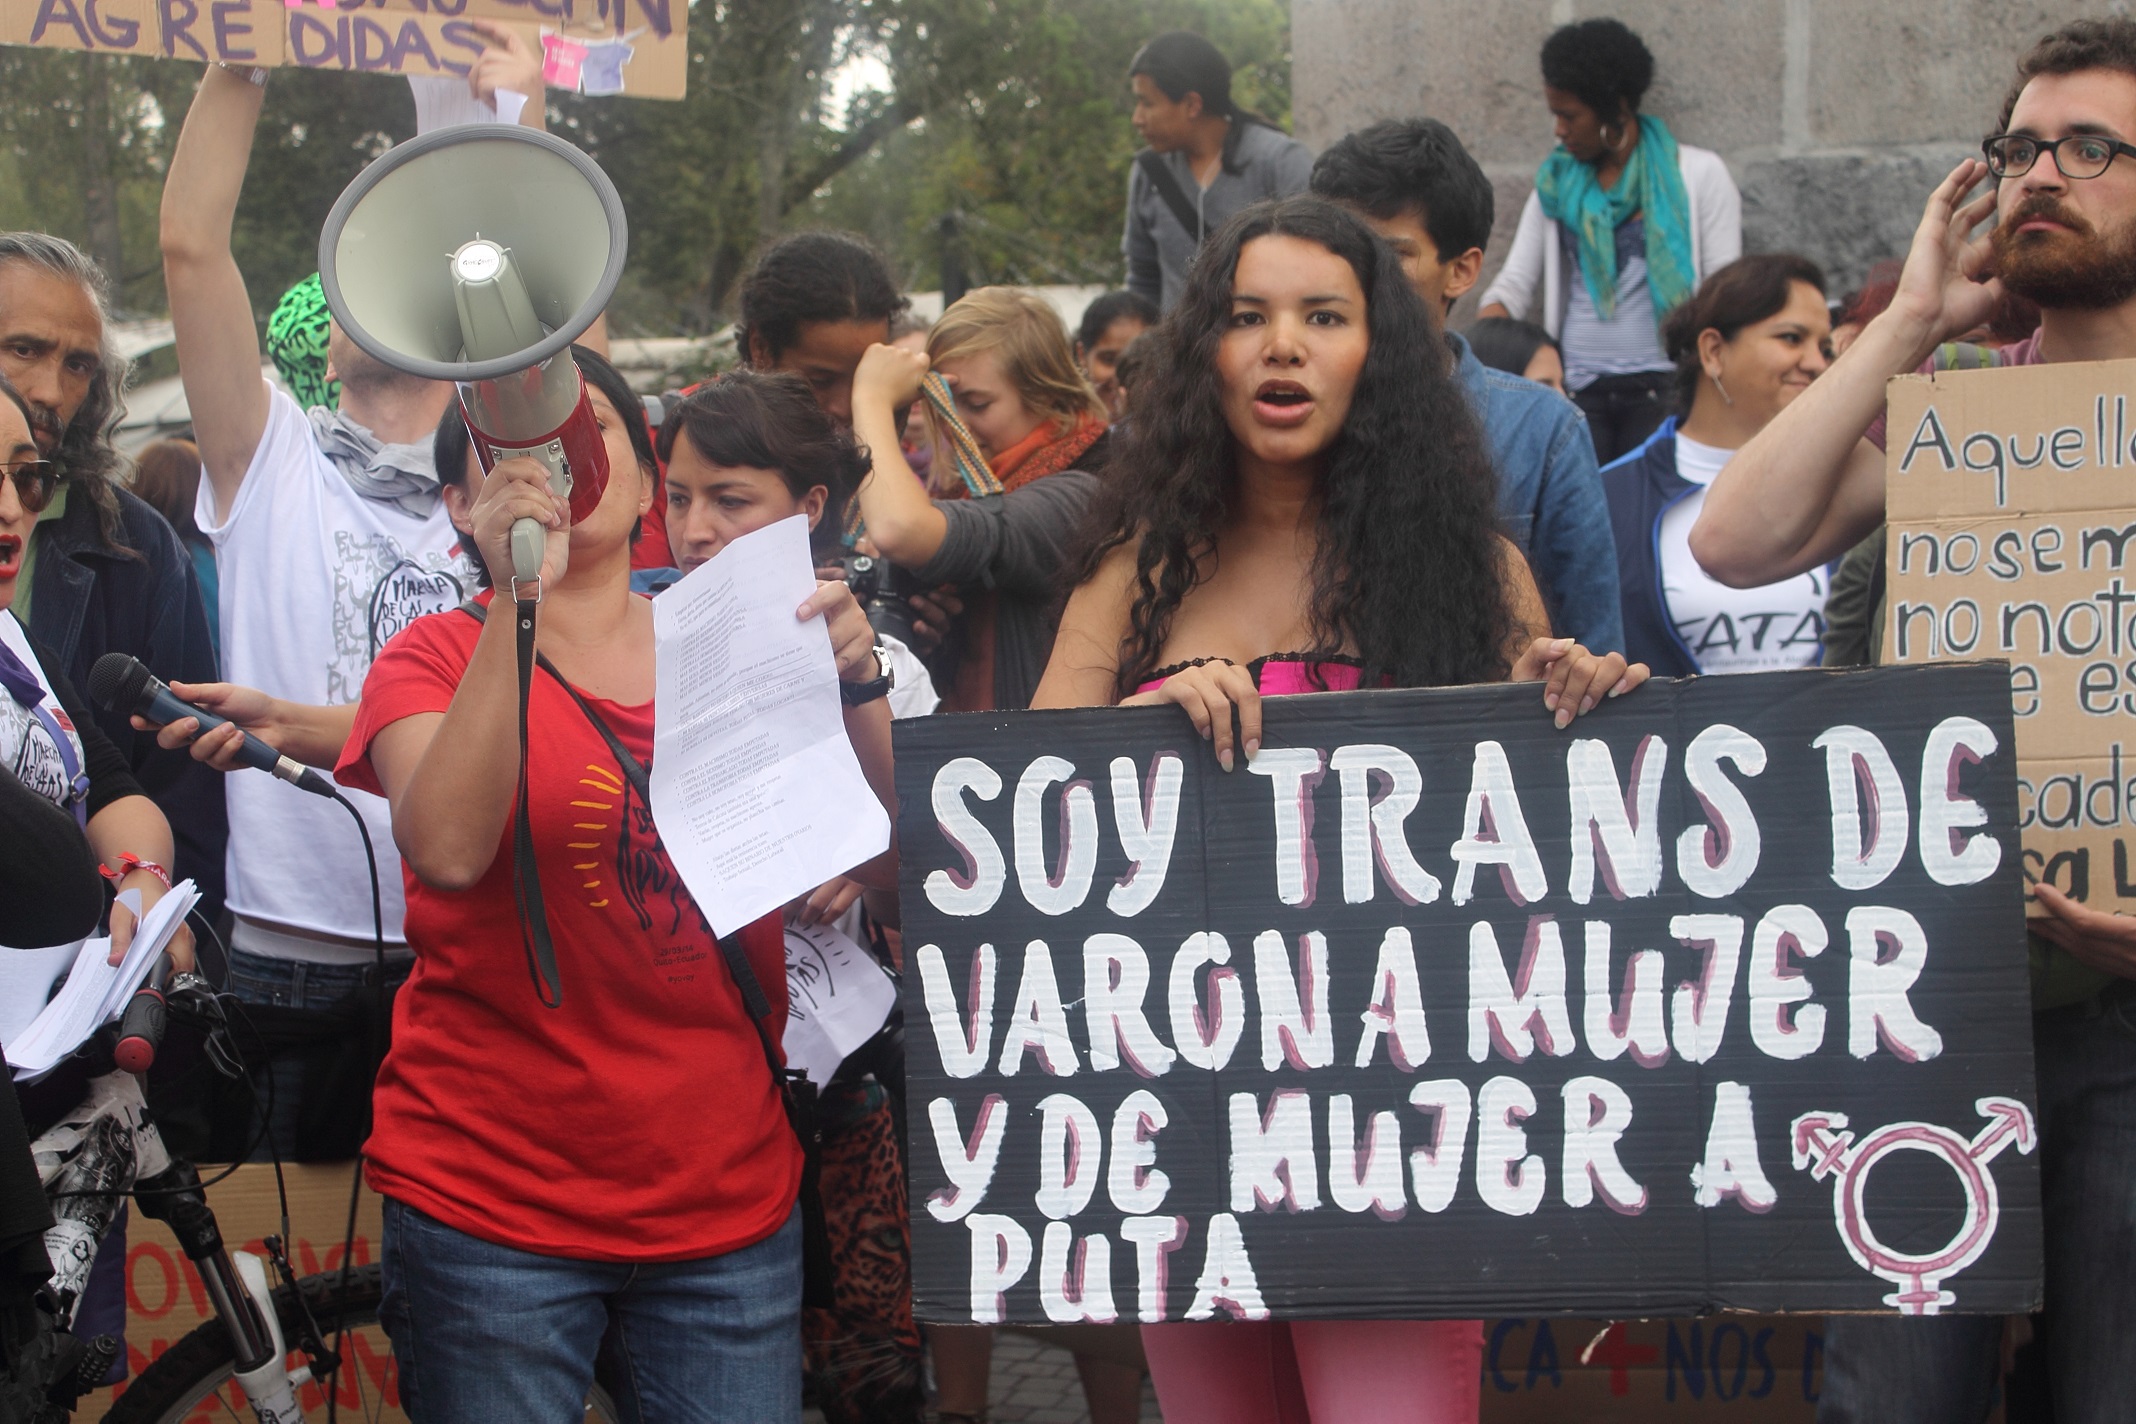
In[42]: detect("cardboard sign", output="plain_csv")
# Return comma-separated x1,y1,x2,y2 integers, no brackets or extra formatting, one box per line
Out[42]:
1884,359,2136,911
0,0,685,98
1478,1316,1821,1422
894,666,2042,1325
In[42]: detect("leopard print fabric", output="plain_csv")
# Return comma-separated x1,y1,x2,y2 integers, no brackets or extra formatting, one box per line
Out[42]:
803,1083,925,1424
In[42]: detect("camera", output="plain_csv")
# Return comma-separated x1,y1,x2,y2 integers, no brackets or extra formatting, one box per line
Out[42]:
840,553,921,648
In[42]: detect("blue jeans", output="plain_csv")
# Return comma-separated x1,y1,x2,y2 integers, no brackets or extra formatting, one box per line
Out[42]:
379,1197,803,1424
1819,991,2136,1423
224,946,408,1162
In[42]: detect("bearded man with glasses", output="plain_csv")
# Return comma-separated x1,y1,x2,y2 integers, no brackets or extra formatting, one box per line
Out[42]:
1692,19,2136,1423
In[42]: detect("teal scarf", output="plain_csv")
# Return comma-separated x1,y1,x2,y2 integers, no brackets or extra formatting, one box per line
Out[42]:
1534,113,1696,324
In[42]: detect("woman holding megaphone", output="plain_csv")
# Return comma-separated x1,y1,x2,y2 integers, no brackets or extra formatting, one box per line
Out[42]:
335,347,897,1421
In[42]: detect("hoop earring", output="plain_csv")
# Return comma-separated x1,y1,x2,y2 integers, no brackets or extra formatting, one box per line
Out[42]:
1710,372,1734,407
1600,123,1621,152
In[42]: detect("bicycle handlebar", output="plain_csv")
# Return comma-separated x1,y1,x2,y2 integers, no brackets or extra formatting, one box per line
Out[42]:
113,957,198,1075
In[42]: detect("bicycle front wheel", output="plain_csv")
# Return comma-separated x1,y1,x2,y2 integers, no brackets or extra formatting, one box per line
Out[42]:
100,1263,620,1424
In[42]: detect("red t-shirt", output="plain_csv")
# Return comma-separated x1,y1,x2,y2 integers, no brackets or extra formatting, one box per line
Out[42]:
336,597,799,1262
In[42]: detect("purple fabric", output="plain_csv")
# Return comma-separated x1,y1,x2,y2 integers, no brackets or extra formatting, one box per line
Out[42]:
0,637,45,709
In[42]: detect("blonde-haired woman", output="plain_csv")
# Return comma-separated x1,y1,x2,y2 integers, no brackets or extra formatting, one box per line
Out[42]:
852,290,1143,1420
849,286,1112,712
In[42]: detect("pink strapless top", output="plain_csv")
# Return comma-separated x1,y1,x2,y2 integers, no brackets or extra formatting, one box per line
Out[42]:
1137,652,1378,695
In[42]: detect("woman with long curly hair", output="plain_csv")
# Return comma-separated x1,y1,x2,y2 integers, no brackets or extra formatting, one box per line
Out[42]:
1035,195,1647,1423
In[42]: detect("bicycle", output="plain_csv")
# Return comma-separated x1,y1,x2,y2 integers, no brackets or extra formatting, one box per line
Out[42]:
15,968,621,1424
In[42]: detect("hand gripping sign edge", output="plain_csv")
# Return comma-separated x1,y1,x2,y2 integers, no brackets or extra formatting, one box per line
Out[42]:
1790,1097,2036,1314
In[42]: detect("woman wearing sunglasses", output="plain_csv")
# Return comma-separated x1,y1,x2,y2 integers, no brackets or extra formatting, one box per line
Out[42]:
0,375,193,974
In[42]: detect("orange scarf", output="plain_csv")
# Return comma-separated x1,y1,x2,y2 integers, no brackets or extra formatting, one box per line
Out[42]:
968,411,1108,495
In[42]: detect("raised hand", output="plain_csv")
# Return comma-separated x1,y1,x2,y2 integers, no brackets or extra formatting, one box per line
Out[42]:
853,342,933,416
466,19,545,119
1884,159,2005,353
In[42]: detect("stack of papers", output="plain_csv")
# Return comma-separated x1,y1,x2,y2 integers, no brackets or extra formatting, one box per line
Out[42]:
5,882,199,1081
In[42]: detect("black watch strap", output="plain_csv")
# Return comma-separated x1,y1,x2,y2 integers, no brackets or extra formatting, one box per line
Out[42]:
841,645,893,706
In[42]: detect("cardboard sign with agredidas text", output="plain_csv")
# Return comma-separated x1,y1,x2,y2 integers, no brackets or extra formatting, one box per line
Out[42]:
1884,358,2136,912
0,0,685,98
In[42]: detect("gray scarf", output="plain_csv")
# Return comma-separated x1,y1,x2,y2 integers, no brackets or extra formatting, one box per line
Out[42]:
307,406,442,520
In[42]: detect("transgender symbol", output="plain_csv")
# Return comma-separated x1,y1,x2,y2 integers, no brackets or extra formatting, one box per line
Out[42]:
1790,1097,2036,1315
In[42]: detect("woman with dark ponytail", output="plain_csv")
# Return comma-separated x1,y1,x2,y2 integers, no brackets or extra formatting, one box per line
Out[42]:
1038,195,1646,1423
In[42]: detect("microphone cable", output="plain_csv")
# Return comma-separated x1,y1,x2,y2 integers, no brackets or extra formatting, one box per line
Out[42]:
320,787,385,1424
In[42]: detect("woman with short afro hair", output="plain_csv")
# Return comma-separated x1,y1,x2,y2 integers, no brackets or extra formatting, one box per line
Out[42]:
1479,16,1742,463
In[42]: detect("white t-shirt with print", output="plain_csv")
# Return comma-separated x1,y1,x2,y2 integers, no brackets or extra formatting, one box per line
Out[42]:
0,611,86,820
1657,434,1826,675
196,388,476,947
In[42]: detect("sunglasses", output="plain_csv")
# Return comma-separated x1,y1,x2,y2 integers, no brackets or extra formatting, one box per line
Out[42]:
1,460,57,515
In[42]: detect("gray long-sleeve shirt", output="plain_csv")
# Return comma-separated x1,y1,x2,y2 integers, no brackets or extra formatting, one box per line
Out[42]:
1123,122,1315,311
913,469,1101,712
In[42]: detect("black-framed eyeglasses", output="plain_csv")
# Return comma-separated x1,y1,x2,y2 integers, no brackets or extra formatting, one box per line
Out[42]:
1,460,56,515
1983,132,2136,180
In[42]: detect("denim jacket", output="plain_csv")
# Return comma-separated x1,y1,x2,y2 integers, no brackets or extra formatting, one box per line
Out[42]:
1452,334,1623,654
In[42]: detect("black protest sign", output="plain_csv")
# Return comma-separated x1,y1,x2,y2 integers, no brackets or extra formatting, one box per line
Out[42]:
893,664,2042,1324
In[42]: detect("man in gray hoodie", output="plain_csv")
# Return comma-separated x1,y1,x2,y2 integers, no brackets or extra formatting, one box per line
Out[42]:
1123,32,1315,311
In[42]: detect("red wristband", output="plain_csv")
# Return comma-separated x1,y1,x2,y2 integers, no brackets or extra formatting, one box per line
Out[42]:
101,854,173,891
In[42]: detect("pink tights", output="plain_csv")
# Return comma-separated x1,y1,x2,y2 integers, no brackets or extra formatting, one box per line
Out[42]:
1141,1319,1483,1424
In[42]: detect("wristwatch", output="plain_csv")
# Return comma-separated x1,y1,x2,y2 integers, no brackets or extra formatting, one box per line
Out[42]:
841,645,895,706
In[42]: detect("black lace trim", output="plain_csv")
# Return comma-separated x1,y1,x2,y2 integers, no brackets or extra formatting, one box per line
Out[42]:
1144,651,1367,683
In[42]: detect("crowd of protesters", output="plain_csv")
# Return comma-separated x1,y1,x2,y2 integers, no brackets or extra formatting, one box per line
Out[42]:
0,10,2132,1424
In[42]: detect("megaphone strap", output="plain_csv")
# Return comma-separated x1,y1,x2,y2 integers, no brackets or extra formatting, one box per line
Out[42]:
507,594,566,1009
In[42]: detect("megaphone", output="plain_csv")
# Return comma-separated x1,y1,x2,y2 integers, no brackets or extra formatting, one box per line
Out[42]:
317,126,628,585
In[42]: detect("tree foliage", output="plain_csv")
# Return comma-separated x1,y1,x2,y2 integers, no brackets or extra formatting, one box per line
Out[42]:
0,0,1291,327
808,0,1292,293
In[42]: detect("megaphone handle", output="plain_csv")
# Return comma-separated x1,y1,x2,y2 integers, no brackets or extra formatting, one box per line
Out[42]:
511,516,547,583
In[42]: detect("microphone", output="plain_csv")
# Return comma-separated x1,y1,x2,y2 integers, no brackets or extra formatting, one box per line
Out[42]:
87,654,338,800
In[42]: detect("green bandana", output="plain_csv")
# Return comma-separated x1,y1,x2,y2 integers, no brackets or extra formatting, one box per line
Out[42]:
266,273,340,411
